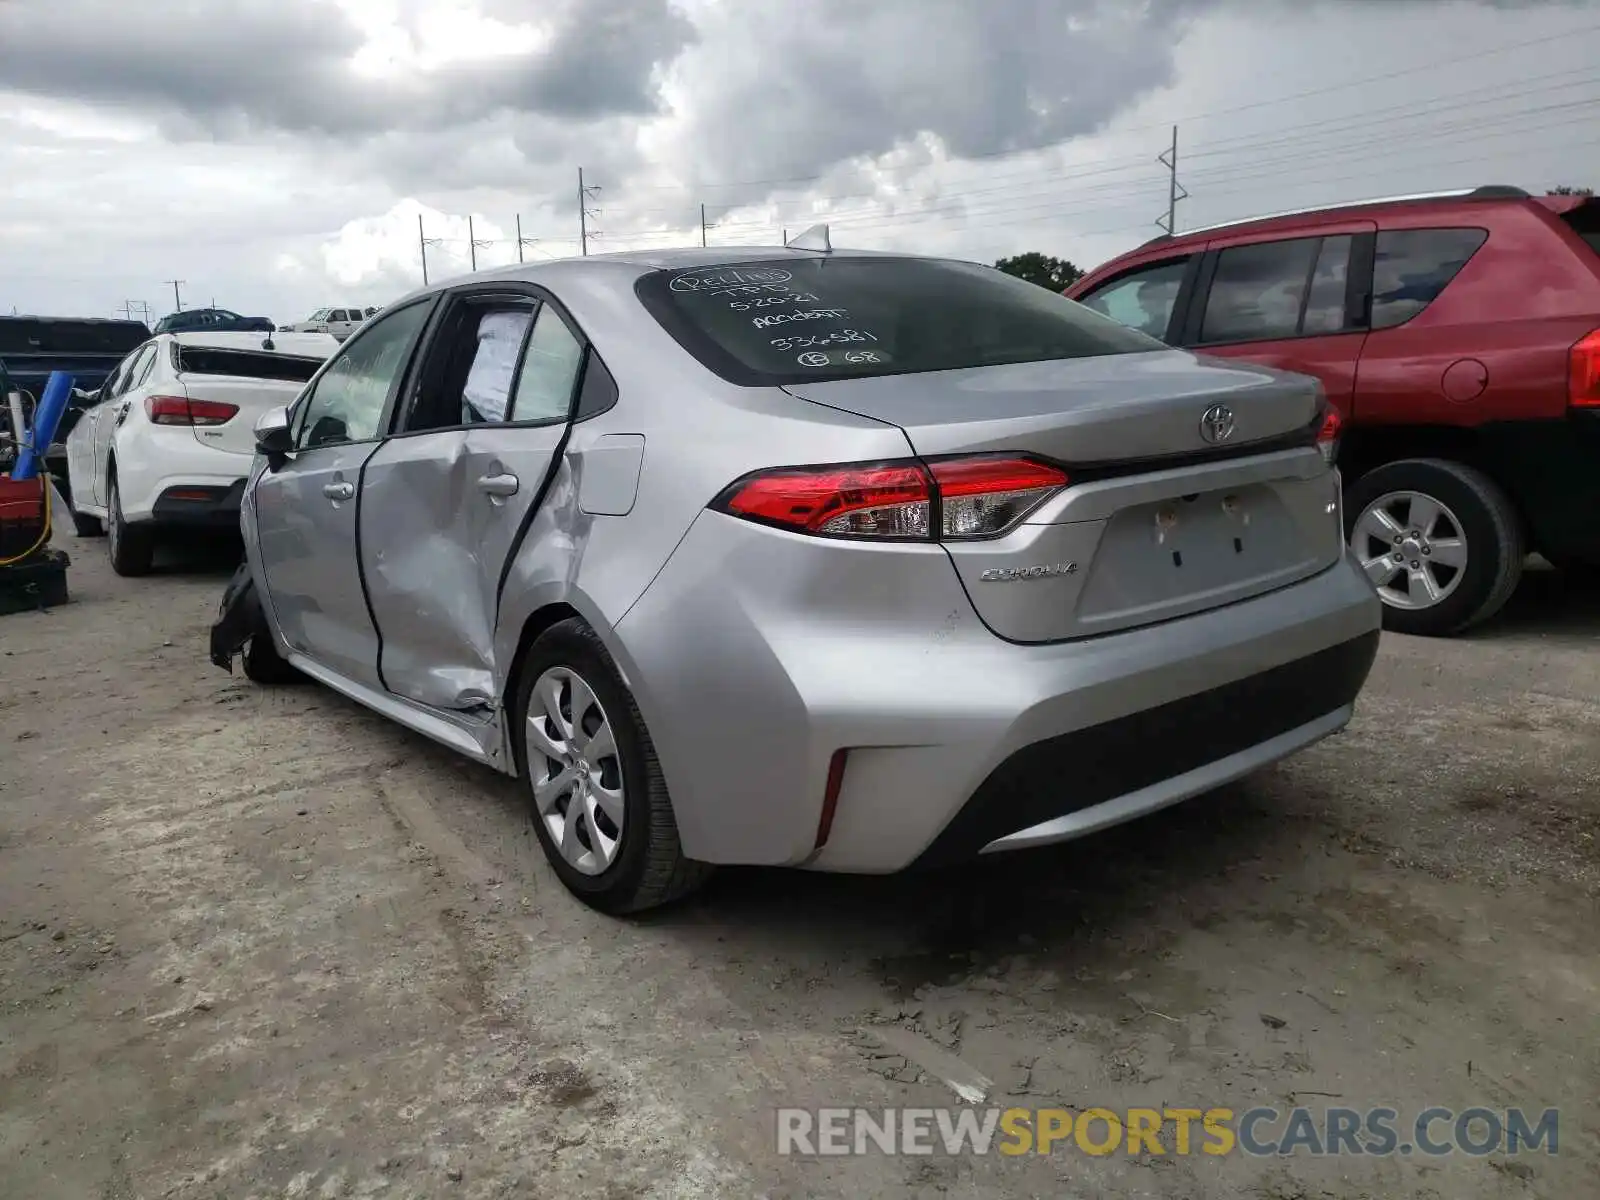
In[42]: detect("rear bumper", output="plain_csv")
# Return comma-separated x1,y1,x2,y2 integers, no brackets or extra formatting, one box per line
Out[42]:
1486,412,1600,560
613,511,1383,873
911,630,1376,867
151,479,246,529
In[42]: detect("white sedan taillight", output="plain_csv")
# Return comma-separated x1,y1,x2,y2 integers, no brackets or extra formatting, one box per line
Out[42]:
711,455,1069,542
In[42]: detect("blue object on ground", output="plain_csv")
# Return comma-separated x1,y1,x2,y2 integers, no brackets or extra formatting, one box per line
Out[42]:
11,370,74,481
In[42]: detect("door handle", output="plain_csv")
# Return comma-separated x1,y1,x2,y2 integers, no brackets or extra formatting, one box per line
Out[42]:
476,472,519,497
322,481,355,501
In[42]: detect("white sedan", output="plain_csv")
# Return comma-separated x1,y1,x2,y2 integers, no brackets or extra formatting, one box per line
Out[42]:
65,330,339,575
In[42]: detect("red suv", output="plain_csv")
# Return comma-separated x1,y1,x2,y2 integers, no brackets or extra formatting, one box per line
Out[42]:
1066,185,1600,636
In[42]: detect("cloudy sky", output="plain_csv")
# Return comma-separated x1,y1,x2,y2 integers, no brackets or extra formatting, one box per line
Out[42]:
2,0,1596,325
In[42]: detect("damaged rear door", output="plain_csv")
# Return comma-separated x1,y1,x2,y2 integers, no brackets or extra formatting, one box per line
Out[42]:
357,286,585,711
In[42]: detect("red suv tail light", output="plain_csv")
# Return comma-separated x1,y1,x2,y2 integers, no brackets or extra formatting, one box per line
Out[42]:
146,395,240,426
713,455,1069,542
1316,404,1344,466
1570,329,1600,409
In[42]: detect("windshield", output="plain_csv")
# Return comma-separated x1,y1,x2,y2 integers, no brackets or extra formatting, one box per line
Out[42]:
175,347,325,382
310,309,331,321
635,256,1163,386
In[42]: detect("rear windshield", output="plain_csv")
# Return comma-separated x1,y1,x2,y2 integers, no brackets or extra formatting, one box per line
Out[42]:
0,318,150,356
635,256,1164,385
1560,199,1600,257
174,347,324,383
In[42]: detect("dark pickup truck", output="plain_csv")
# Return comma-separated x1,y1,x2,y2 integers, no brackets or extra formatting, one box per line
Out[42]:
1,316,150,495
0,315,151,434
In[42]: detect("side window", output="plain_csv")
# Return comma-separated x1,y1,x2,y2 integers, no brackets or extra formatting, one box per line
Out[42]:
295,301,431,449
460,308,534,425
1199,237,1320,343
1370,228,1488,330
1076,259,1189,341
109,344,155,397
1300,236,1353,335
510,305,585,423
128,342,160,390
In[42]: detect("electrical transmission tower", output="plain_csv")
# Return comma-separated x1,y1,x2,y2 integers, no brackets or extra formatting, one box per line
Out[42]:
1156,125,1188,236
578,168,602,256
418,214,444,285
467,215,494,272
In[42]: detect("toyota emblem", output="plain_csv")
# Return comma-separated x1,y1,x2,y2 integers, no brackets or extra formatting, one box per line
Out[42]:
1199,404,1236,445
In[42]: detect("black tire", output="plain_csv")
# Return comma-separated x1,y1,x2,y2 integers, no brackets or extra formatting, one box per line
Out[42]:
1343,458,1524,637
241,630,301,684
106,474,155,577
512,618,710,914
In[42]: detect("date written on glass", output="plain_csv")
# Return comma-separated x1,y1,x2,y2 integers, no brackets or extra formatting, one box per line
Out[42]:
771,329,880,351
726,291,822,310
797,349,883,367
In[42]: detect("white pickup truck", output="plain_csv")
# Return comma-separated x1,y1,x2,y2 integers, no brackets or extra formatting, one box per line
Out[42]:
279,306,378,341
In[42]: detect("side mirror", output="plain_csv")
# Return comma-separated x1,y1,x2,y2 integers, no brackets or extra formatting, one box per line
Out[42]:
254,406,293,467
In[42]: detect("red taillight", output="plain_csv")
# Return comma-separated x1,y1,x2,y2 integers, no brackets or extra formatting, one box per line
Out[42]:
1316,404,1343,465
145,395,239,426
1571,329,1600,408
929,457,1069,539
718,461,932,539
712,455,1068,541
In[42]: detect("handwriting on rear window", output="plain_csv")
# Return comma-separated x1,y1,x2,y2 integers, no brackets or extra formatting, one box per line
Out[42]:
770,329,878,350
669,267,794,294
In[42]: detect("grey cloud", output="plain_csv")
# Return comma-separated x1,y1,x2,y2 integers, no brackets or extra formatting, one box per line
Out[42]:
0,0,693,137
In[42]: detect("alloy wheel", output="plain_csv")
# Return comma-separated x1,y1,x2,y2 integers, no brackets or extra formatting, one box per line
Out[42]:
525,666,625,875
1350,489,1469,610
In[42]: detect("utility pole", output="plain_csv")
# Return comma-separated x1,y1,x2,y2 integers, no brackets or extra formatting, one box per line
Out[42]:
516,214,539,263
467,215,493,272
418,213,443,285
1156,125,1188,236
164,280,185,311
578,167,602,256
700,203,717,247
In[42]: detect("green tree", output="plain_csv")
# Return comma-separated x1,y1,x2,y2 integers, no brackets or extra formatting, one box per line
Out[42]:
993,252,1084,292
1548,185,1594,196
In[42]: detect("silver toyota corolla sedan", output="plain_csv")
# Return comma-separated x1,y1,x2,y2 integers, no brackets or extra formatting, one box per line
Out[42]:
211,238,1382,913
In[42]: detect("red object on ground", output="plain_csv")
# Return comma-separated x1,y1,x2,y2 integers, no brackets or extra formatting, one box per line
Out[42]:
0,474,48,562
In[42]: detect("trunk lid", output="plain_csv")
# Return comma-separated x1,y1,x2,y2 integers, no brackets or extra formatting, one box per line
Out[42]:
178,374,308,455
784,350,1342,642
172,343,326,456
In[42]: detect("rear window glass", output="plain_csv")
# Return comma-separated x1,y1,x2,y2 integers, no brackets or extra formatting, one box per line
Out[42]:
636,257,1163,385
1370,228,1487,329
174,347,324,383
0,318,150,356
1559,200,1600,257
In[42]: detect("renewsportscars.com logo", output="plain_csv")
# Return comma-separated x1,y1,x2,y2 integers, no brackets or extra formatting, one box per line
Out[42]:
776,1106,1560,1158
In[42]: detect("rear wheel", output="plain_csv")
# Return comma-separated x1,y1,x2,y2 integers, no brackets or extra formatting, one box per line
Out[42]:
1344,458,1523,637
106,474,155,576
513,619,709,914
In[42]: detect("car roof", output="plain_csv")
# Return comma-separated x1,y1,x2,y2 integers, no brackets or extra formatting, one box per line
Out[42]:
1131,185,1541,254
382,244,938,310
167,331,338,356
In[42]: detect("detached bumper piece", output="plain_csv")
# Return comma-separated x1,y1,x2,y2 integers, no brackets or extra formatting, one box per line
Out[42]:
153,479,247,528
209,561,263,673
912,630,1381,868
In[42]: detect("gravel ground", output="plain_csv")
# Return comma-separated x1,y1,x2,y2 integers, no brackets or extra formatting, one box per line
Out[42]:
1,534,1596,1199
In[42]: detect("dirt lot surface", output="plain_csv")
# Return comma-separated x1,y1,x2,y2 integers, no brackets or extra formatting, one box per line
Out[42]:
2,535,1596,1199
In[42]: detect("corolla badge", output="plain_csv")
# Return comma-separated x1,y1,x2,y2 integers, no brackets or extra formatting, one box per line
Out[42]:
979,563,1079,582
1199,403,1237,444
